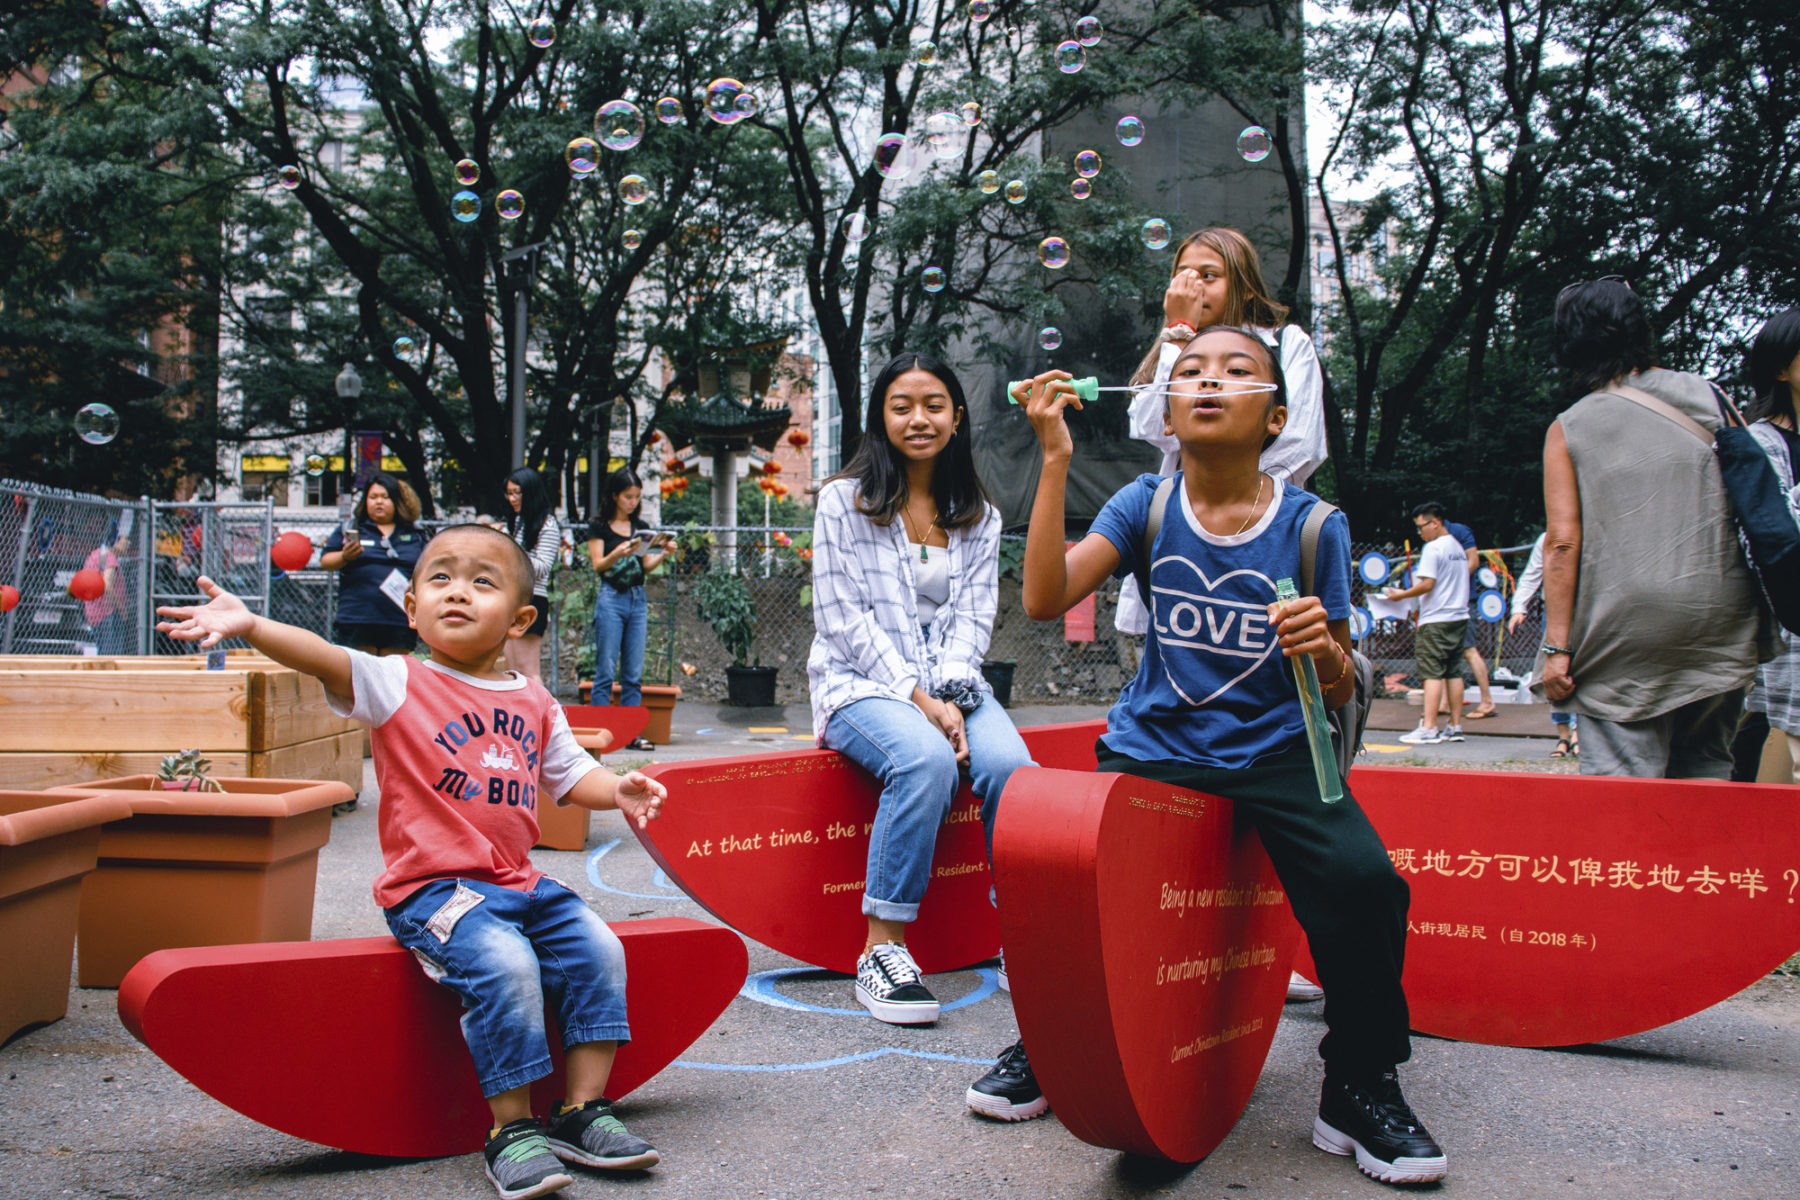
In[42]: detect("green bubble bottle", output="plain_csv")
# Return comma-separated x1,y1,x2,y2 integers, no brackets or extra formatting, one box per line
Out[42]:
1274,577,1342,805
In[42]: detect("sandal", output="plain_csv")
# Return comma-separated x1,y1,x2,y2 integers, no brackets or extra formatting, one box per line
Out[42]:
1550,737,1571,759
626,736,656,752
1464,703,1497,719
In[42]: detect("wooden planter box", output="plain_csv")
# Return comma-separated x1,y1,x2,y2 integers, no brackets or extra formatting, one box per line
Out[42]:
46,776,351,988
0,660,363,794
0,788,135,1043
575,683,682,744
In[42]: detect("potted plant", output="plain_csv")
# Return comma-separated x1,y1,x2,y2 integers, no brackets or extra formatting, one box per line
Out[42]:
694,567,776,706
154,749,223,791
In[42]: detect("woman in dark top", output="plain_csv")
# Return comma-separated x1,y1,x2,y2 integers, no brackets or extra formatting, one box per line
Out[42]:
587,468,673,747
502,467,562,681
319,472,427,654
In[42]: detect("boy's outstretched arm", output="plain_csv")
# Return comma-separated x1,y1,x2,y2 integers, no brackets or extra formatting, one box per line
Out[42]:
156,575,354,698
563,766,667,827
1016,372,1121,620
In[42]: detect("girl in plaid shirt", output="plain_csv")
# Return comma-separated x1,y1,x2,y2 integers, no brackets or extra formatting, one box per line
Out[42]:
808,352,1036,1026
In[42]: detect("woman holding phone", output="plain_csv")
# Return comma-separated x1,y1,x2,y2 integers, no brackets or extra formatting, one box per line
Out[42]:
587,468,673,749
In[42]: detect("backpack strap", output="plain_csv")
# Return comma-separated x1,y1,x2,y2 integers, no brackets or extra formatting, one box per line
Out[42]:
1299,498,1339,598
1605,383,1714,447
1134,477,1177,607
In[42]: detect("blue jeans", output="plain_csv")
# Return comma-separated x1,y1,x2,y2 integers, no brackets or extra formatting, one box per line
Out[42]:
384,876,630,1098
592,585,647,707
822,695,1035,922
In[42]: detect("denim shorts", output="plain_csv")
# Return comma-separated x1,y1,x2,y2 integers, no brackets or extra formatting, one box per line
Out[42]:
385,876,630,1098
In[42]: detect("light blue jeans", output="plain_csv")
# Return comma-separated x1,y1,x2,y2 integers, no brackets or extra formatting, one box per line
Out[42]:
384,876,630,1098
822,694,1035,922
592,585,647,707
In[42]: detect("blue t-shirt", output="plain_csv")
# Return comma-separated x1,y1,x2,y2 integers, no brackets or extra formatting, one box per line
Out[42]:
1445,521,1476,551
323,520,428,626
1091,474,1353,770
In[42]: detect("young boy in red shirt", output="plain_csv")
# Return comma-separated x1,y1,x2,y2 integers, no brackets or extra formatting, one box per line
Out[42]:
159,524,668,1200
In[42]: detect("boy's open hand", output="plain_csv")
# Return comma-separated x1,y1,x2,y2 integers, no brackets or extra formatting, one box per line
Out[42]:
156,577,255,648
1267,595,1336,664
614,770,667,829
1014,370,1082,459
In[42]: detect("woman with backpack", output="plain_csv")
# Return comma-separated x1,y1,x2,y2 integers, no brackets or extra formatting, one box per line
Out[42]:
1739,309,1800,781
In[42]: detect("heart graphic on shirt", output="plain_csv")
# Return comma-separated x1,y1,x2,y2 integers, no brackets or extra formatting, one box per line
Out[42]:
1148,556,1280,706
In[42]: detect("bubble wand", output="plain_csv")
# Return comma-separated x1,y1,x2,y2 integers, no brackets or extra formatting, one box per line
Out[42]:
1006,377,1278,404
1274,577,1343,805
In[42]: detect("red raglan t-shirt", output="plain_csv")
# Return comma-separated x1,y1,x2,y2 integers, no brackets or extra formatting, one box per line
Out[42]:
328,652,600,909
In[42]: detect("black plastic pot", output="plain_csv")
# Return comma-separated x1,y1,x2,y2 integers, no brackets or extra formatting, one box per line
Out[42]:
724,664,779,707
980,659,1016,708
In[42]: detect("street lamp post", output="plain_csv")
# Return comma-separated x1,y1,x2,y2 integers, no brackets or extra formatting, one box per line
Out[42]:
335,362,363,527
499,241,548,471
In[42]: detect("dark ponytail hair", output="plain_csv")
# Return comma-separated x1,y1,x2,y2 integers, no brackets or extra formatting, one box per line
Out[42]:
503,466,552,547
1746,309,1800,426
830,352,989,530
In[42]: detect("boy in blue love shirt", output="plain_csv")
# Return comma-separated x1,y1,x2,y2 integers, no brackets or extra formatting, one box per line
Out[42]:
966,326,1444,1186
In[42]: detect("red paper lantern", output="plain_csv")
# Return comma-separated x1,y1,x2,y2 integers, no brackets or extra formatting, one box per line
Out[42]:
659,480,675,496
68,569,106,602
663,455,685,474
773,482,791,498
786,428,810,449
0,584,18,612
270,531,314,572
673,476,689,492
761,460,782,475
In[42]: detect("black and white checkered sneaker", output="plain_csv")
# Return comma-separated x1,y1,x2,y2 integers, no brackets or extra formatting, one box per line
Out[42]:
854,942,940,1024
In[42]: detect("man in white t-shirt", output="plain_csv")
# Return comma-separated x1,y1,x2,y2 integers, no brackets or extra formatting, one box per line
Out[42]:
1383,503,1472,744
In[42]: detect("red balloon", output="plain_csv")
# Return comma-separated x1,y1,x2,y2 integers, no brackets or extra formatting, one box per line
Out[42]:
68,569,106,602
0,584,18,612
270,530,314,572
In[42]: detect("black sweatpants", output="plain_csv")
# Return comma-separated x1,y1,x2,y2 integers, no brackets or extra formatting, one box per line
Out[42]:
1096,741,1412,1077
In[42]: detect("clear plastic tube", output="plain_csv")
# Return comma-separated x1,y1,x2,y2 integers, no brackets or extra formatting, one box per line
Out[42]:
1275,578,1342,804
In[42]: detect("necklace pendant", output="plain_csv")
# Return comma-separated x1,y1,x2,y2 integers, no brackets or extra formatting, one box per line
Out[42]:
920,541,929,563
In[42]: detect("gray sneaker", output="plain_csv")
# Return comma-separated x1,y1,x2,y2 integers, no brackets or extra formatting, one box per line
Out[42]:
482,1118,573,1200
544,1097,660,1170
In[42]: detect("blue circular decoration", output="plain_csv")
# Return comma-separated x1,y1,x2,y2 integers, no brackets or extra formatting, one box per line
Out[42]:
1350,607,1372,640
1476,565,1499,589
1358,552,1391,586
1476,589,1506,622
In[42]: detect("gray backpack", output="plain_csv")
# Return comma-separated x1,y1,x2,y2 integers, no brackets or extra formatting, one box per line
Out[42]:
1133,478,1372,777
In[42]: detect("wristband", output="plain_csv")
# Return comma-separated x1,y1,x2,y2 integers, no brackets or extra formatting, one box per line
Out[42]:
1160,321,1197,343
1316,647,1350,690
1541,643,1573,657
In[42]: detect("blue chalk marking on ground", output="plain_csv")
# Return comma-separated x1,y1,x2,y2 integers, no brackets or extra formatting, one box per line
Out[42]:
693,727,716,735
737,965,1000,1017
674,1047,992,1072
585,838,693,901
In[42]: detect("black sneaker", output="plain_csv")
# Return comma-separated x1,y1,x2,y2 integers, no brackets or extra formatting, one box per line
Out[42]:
855,942,940,1024
1313,1070,1447,1184
482,1118,574,1200
965,1039,1049,1121
544,1097,660,1170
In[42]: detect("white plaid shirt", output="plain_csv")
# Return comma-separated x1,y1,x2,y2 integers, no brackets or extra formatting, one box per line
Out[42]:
807,477,1001,740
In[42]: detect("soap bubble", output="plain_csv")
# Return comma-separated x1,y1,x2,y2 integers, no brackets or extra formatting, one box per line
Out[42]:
1075,15,1102,46
1075,149,1101,177
924,111,963,158
451,190,481,222
277,165,301,190
915,41,937,65
565,137,600,175
921,266,947,293
496,189,525,220
844,211,869,244
304,454,327,477
1038,236,1070,269
527,17,555,48
619,174,649,205
873,132,911,179
74,402,119,446
594,100,645,151
1140,218,1173,249
706,78,753,125
976,169,1001,194
1116,115,1144,147
1004,178,1027,204
622,229,643,249
655,96,684,124
970,0,993,21
454,158,480,185
960,100,982,127
1040,326,1063,350
1055,41,1085,73
392,336,415,362
733,90,760,119
1237,125,1272,162
1070,178,1091,199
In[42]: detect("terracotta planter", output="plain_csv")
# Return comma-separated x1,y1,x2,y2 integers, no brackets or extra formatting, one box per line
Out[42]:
46,776,351,987
0,789,135,1043
533,795,592,853
576,683,682,744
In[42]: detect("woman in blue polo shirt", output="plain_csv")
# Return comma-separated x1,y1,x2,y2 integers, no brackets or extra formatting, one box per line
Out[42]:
319,471,428,654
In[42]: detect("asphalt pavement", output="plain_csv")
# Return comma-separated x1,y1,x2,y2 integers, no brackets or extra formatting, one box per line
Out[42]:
4,703,1793,1199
